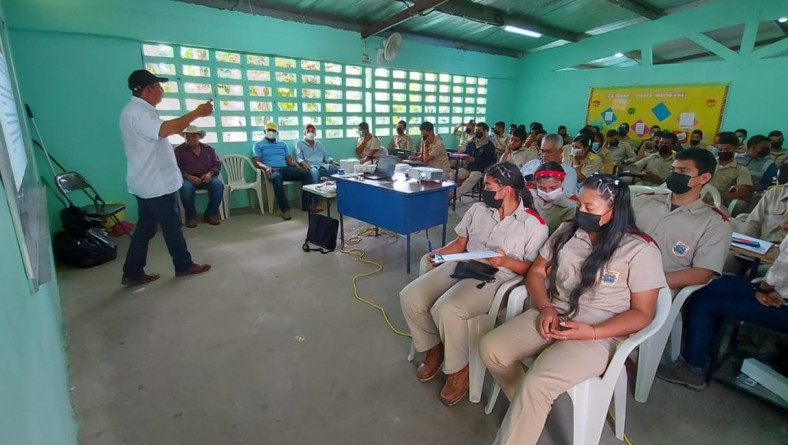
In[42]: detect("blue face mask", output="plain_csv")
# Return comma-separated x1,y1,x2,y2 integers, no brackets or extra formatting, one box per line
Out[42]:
591,141,600,151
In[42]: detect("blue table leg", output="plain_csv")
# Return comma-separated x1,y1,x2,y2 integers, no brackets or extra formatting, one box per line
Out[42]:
406,232,411,274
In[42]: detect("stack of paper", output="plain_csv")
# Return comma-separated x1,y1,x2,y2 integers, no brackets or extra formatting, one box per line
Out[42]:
731,232,773,256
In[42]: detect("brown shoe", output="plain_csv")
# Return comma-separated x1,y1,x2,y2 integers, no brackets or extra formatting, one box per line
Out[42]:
313,202,325,212
439,365,469,406
204,215,221,225
281,211,292,220
185,218,198,228
416,343,444,382
175,263,211,277
121,273,160,287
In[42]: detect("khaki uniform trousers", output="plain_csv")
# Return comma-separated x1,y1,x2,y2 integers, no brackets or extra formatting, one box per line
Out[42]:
399,256,504,374
455,168,484,198
480,309,616,445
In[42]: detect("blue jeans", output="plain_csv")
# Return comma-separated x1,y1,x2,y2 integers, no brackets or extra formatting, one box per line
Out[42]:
683,275,788,370
123,193,193,278
270,166,314,211
179,177,224,218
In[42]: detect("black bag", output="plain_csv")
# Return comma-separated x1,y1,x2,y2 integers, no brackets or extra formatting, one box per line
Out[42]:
451,260,499,289
302,213,339,254
53,206,117,268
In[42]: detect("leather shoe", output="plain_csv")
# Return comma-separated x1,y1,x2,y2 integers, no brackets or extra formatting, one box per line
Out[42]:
439,365,469,406
282,211,292,220
416,343,444,382
313,202,325,212
121,273,160,287
185,218,198,228
204,215,221,225
175,263,211,277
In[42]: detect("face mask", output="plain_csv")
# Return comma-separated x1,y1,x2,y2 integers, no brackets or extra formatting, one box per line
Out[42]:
665,172,696,195
396,128,404,135
658,145,672,156
305,132,316,141
718,151,734,162
690,139,700,146
591,141,600,151
475,131,485,139
738,137,745,145
572,148,583,157
772,140,784,150
265,131,277,140
537,188,563,202
575,210,608,233
421,134,429,141
609,141,619,147
358,130,365,137
759,147,771,158
482,190,503,209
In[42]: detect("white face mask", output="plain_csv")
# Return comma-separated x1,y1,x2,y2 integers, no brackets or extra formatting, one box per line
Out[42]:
537,188,564,202
305,132,316,141
266,131,276,140
358,130,365,138
591,142,600,151
572,148,583,156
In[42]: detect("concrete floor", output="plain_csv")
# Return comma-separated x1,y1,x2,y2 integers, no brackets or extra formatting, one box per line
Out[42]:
58,201,788,445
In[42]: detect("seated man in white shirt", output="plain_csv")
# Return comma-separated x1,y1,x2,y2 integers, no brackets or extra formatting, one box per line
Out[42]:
520,133,577,196
355,121,383,164
388,120,414,155
295,123,340,184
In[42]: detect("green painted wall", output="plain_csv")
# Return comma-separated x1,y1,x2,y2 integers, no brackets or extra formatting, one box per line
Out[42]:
3,0,520,224
515,0,787,138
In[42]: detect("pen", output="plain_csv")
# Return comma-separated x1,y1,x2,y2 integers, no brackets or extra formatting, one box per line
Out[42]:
732,238,761,248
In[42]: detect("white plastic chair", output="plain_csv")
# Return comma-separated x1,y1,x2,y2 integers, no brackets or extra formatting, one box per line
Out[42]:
407,259,523,404
176,183,227,223
486,287,672,445
701,184,722,209
221,155,264,216
263,174,303,214
634,282,710,403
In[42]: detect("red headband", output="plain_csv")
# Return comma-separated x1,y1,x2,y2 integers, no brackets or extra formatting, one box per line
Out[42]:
534,170,566,180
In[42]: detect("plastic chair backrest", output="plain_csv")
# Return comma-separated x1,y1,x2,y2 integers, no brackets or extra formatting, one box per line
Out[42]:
222,155,255,185
701,184,722,208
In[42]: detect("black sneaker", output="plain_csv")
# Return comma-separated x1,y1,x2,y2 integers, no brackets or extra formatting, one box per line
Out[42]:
656,359,707,391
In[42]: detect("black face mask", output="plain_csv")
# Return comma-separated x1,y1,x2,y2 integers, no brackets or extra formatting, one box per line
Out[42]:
609,141,619,147
475,131,485,139
575,210,608,233
718,151,734,162
665,172,695,195
658,145,672,156
482,190,503,209
772,140,784,150
759,147,771,158
690,139,700,146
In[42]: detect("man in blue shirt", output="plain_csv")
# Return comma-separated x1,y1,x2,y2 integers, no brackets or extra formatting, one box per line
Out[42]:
295,124,339,183
736,135,778,191
252,122,314,220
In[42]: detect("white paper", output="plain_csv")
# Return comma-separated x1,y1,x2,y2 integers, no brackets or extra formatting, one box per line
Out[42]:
679,112,695,129
604,111,614,121
731,232,773,256
434,250,503,263
634,122,646,135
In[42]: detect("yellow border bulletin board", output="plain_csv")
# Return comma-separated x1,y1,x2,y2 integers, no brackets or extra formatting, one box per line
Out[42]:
586,84,729,144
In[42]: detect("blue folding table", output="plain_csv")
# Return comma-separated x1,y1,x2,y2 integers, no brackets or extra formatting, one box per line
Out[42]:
335,175,456,273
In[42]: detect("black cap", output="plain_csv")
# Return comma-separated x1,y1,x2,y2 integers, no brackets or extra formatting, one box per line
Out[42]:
618,122,630,130
128,69,168,92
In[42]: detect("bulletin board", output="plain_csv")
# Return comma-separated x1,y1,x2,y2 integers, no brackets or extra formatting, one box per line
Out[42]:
585,84,729,144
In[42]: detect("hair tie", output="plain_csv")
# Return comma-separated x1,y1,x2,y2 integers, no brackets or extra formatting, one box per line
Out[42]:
534,170,566,180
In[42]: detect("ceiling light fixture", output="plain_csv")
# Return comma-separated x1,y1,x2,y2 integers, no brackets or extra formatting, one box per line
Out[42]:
503,25,542,38
779,17,788,23
614,52,625,58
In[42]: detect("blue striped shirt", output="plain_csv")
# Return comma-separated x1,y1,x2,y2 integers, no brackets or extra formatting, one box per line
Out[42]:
252,139,289,168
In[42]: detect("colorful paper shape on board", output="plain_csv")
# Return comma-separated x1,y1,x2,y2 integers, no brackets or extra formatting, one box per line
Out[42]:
612,98,628,111
678,112,695,129
627,107,636,115
633,120,649,137
601,107,617,125
651,102,671,122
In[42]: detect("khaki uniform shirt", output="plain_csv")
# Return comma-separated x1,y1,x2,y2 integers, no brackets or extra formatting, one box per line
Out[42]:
632,153,675,186
732,185,788,243
575,152,603,179
530,190,577,235
710,161,752,194
358,135,382,158
539,226,667,324
456,201,549,281
633,193,732,275
454,130,474,153
491,134,511,153
387,134,414,153
769,149,788,168
419,134,451,172
607,143,637,165
687,141,710,151
503,147,538,168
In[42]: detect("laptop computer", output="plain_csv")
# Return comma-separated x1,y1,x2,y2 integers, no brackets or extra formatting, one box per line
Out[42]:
364,154,398,180
391,148,412,159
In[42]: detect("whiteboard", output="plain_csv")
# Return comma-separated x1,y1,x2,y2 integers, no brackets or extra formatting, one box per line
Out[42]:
0,16,50,291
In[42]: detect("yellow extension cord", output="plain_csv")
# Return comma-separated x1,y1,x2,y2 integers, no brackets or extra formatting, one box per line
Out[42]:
340,227,412,338
341,227,635,445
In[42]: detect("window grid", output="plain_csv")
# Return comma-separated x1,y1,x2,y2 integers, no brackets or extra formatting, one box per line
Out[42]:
142,43,487,144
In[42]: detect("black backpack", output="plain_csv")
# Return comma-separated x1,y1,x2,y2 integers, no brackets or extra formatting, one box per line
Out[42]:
302,213,339,254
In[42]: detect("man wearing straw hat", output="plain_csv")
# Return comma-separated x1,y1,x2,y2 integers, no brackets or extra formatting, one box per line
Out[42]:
174,125,224,227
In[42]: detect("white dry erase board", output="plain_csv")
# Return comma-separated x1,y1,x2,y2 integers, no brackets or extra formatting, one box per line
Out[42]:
0,16,51,291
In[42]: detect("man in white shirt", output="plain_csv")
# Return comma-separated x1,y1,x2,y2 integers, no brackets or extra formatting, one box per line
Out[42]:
490,121,511,154
120,69,213,286
520,134,578,195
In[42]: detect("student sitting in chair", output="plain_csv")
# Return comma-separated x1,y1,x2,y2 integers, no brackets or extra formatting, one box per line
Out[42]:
252,122,314,220
387,120,414,155
480,174,666,445
174,125,224,227
657,219,788,391
400,162,548,406
710,131,752,214
454,122,497,201
632,148,731,291
355,121,383,164
530,162,577,235
570,133,602,183
736,135,778,192
499,128,536,169
630,132,676,186
521,134,577,195
414,121,451,178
